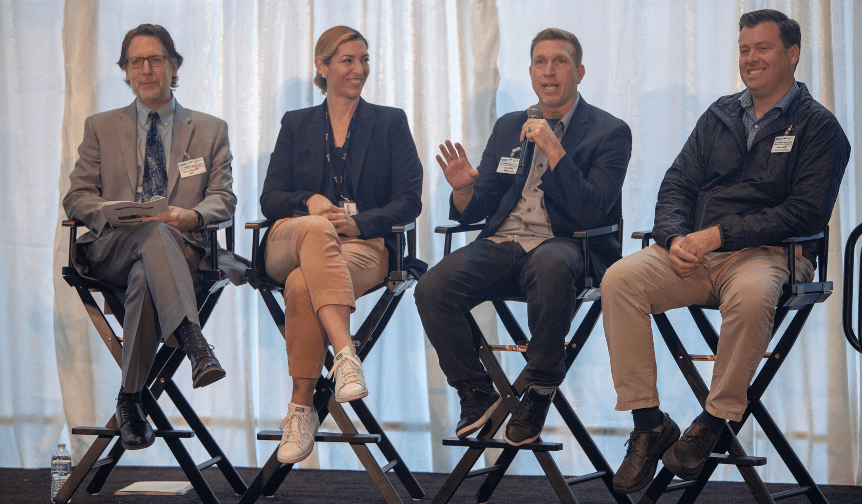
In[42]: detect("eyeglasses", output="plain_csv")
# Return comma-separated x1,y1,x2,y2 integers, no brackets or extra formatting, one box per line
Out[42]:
124,55,170,69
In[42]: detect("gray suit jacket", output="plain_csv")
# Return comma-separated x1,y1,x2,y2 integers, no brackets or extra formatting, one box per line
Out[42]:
63,99,245,282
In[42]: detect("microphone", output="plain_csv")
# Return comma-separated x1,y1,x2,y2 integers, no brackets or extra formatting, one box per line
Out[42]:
517,105,543,175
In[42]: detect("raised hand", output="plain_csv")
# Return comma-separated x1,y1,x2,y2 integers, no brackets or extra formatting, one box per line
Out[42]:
436,140,478,191
437,140,477,213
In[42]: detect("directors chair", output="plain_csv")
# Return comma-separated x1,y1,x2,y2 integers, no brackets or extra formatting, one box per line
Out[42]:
430,221,633,504
632,229,832,504
55,219,248,504
239,217,426,504
843,222,862,354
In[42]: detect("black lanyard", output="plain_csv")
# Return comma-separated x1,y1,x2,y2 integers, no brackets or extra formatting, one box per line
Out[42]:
324,105,356,202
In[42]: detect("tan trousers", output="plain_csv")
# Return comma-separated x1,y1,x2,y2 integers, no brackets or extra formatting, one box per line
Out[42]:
265,216,388,379
602,244,813,422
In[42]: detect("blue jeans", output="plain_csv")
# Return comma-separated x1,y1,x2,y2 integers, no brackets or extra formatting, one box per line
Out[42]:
415,237,584,389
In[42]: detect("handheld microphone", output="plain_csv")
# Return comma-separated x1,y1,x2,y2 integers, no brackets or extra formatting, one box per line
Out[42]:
517,105,543,175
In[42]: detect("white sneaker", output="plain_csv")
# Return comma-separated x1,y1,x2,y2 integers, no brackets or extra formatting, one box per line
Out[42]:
326,347,368,402
277,403,320,464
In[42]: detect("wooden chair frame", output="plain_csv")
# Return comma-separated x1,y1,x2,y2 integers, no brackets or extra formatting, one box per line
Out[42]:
632,230,831,504
55,219,247,504
238,218,425,504
429,221,633,504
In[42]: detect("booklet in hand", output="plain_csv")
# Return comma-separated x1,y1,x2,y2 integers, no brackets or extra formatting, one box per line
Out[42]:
99,196,170,227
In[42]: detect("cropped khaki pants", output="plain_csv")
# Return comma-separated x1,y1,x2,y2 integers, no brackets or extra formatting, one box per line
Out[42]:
265,216,388,379
602,244,813,422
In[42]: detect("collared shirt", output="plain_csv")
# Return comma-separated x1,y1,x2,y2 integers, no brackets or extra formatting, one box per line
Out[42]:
489,94,580,252
739,81,799,150
135,96,176,201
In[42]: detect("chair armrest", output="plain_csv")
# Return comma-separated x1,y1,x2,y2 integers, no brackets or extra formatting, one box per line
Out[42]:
63,220,83,269
245,219,276,269
390,222,418,282
573,223,620,282
631,230,654,250
782,229,827,284
434,221,486,256
245,219,276,230
202,217,235,272
572,223,619,239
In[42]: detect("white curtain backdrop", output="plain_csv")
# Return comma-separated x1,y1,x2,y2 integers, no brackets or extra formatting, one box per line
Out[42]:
1,0,859,487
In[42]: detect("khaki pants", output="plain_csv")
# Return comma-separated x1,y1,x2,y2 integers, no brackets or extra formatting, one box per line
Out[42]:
265,216,388,379
602,244,813,422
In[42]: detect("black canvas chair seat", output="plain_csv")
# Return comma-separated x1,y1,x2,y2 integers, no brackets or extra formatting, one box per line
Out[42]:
239,218,425,504
55,219,247,504
631,229,831,504
430,221,633,504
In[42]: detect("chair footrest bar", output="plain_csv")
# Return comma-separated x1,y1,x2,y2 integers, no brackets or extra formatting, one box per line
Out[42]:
380,460,398,473
665,480,698,492
257,430,380,443
442,437,563,451
71,426,194,438
710,453,767,466
92,456,115,469
465,465,503,479
196,456,222,471
771,486,812,500
564,471,606,486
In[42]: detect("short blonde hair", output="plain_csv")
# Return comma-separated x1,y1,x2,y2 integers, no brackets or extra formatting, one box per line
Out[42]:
313,26,369,95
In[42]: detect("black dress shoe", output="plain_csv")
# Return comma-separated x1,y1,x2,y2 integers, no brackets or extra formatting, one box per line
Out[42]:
175,321,226,388
613,413,680,494
455,385,501,438
662,420,719,480
503,386,555,446
187,344,226,389
116,398,155,450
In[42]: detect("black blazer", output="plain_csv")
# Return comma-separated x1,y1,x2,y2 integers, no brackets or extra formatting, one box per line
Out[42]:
453,97,632,281
261,98,423,270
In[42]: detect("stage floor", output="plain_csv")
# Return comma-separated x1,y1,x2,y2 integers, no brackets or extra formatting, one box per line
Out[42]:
6,465,862,503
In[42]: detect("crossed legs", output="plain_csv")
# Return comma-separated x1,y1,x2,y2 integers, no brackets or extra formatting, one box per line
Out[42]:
264,215,388,463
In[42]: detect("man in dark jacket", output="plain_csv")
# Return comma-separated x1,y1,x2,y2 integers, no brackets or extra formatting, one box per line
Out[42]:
603,9,850,494
415,28,631,446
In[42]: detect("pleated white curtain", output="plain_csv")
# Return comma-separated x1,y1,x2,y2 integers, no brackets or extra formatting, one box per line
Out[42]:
0,0,859,487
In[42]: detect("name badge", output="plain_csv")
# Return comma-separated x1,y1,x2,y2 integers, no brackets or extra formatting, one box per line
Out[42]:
497,157,519,174
339,200,358,216
178,157,207,178
771,136,795,153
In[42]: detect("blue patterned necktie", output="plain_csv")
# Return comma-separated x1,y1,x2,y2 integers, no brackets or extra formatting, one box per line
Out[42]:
142,111,167,201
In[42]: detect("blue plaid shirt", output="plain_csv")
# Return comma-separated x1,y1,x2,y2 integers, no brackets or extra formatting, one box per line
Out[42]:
739,81,799,150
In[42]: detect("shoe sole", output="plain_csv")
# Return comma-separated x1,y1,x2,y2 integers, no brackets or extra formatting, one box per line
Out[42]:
662,441,712,481
613,422,682,494
277,443,315,464
120,436,156,451
334,388,368,403
193,368,226,389
503,427,541,447
662,454,704,481
456,397,502,439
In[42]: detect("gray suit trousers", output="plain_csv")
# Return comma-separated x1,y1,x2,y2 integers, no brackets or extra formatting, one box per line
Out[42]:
84,221,200,392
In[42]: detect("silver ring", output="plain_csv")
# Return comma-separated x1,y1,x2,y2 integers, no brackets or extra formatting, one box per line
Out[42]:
528,127,532,132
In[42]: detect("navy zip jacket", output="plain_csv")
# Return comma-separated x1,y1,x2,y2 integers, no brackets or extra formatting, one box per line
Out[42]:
653,82,850,265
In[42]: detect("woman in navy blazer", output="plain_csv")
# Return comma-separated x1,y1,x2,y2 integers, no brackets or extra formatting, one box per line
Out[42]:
259,26,423,465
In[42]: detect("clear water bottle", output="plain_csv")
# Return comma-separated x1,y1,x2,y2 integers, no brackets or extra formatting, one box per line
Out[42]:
50,443,72,502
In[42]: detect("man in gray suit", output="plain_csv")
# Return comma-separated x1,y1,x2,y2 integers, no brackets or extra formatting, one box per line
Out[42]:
63,24,236,450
